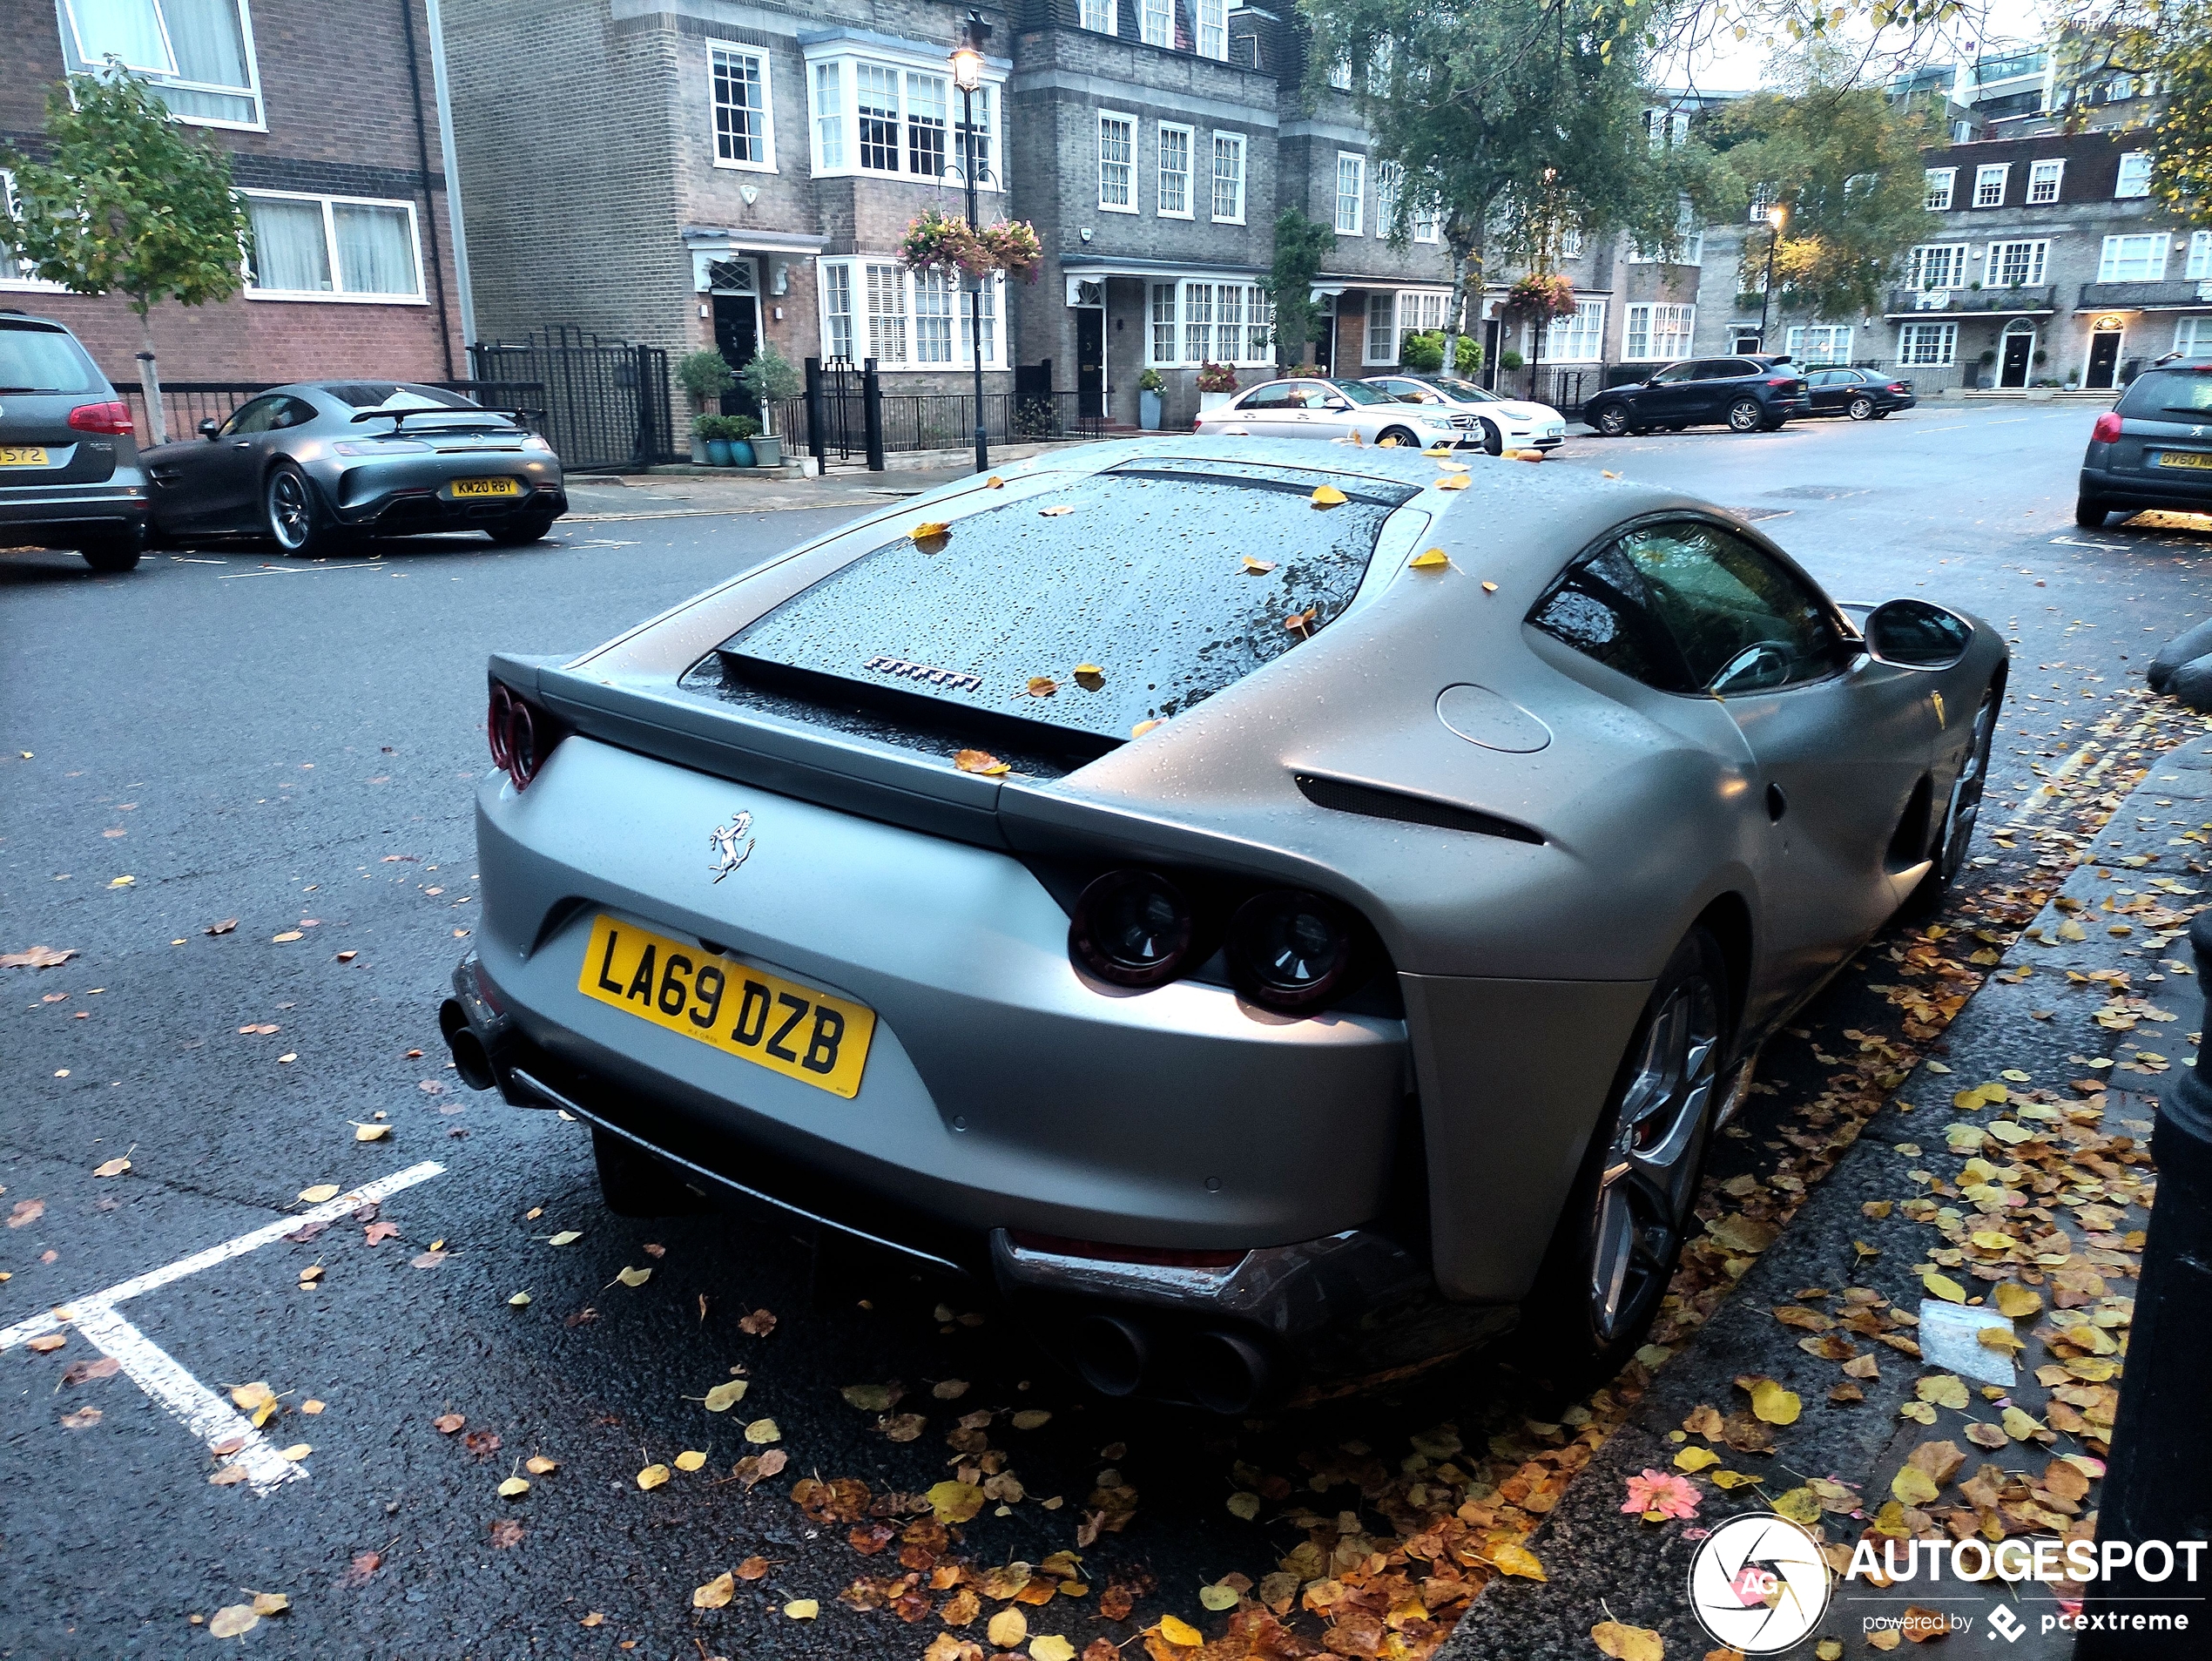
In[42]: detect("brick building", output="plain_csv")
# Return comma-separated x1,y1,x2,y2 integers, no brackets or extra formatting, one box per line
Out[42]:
1,0,466,411
436,0,1459,430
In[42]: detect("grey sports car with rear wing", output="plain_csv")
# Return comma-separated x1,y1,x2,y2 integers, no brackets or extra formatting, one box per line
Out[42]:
441,437,2006,1410
141,381,566,556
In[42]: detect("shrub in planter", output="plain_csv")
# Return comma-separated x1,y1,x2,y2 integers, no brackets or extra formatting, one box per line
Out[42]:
696,413,760,465
1500,348,1526,371
1195,360,1239,394
678,348,736,406
1399,330,1481,375
1283,362,1328,377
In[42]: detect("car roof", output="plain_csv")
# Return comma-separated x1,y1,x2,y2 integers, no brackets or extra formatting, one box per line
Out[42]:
0,311,78,334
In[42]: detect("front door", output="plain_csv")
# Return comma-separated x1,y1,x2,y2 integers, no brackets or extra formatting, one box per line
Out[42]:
1999,329,2033,388
713,295,759,418
2087,329,2122,390
1076,309,1104,419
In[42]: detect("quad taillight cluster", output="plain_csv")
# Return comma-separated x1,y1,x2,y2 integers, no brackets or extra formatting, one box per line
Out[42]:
67,401,133,436
2092,412,2123,444
487,682,560,791
1068,868,1373,1014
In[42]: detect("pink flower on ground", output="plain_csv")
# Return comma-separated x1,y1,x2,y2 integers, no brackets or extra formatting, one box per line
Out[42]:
1622,1469,1701,1521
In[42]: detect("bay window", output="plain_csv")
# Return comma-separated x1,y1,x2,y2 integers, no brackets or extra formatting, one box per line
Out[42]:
807,50,1000,186
906,71,948,179
816,258,1007,369
813,64,845,171
57,0,262,128
914,268,955,364
857,64,900,172
1145,280,1275,367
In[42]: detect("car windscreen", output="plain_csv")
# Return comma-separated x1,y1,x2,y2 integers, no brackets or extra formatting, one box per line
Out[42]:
2117,369,2212,421
0,325,96,394
1331,381,1394,405
1428,378,1503,404
713,457,1420,742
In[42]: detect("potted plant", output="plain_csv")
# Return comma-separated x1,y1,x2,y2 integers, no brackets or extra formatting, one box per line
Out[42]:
678,348,736,463
1500,348,1526,372
1137,368,1165,430
694,412,732,467
1196,361,1238,413
738,343,801,467
695,414,760,466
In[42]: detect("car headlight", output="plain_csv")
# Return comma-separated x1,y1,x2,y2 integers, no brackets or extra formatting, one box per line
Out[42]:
1226,889,1359,1012
1069,870,1196,989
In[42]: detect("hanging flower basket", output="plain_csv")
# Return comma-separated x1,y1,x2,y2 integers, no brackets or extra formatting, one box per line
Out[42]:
898,208,1044,286
1505,273,1578,325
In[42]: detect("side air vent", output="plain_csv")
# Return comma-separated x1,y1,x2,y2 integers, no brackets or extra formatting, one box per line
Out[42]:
1293,773,1545,846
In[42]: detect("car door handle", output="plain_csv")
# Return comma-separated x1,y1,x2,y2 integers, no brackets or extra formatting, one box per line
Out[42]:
232,442,252,450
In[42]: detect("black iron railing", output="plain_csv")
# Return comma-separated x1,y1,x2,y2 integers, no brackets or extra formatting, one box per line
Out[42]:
777,378,1112,468
468,327,675,471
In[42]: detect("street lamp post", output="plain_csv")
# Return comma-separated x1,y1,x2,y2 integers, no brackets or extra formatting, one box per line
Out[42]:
1757,204,1786,351
951,13,992,474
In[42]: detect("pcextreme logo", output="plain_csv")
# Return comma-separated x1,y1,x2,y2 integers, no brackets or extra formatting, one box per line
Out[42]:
1687,1512,1832,1654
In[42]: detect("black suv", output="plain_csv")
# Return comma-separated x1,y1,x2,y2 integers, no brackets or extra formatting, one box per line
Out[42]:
0,311,148,571
1582,354,1811,437
2078,362,2212,528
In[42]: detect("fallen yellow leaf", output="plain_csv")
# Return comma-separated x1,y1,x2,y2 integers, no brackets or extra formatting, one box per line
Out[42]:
249,1592,289,1617
546,1230,582,1246
206,1605,259,1639
498,1475,529,1498
1591,1618,1665,1660
297,1185,340,1203
928,1479,987,1523
988,1608,1028,1648
637,1463,671,1490
1310,485,1347,507
743,1417,780,1443
1922,1272,1967,1305
277,1443,310,1462
784,1599,819,1619
271,930,301,942
694,1571,736,1609
1434,473,1469,490
1891,1466,1939,1507
985,475,1005,488
1131,719,1162,738
1489,1542,1546,1580
92,1158,131,1178
1749,1379,1801,1425
675,1449,708,1471
1993,1283,2043,1320
353,1123,390,1143
615,1265,651,1288
911,521,951,539
1156,1614,1204,1647
1674,1446,1721,1472
1031,1637,1077,1661
703,1380,748,1412
526,1455,557,1474
1026,676,1059,698
953,749,1010,777
1409,549,1450,571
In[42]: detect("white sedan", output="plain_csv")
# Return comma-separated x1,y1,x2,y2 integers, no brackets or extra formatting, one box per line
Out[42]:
1193,377,1478,448
1361,373,1567,456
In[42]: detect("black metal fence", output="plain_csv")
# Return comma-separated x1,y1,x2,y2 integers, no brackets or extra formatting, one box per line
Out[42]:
779,357,1111,469
467,327,675,472
108,378,549,443
1524,367,1593,415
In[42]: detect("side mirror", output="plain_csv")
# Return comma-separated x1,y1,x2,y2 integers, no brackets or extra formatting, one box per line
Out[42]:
1864,598,1973,671
199,418,221,441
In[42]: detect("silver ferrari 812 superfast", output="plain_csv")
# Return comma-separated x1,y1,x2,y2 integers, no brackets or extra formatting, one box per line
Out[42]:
441,436,2006,1410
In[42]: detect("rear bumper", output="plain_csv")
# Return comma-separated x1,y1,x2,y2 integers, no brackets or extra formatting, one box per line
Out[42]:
0,478,149,545
335,479,566,531
2080,463,2212,509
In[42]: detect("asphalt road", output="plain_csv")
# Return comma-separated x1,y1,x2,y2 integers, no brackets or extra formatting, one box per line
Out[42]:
1,405,2206,1659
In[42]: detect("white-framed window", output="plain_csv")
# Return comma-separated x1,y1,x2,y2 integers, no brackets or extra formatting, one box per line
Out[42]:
1374,162,1403,240
1907,242,1969,290
823,260,855,359
710,46,774,171
1140,0,1171,48
242,190,422,302
1396,290,1446,352
806,49,1000,187
1157,123,1193,219
1644,108,1689,150
1196,0,1227,62
2027,159,2065,203
1098,111,1136,212
1363,292,1397,365
1144,280,1274,366
960,275,998,368
57,0,263,129
1327,51,1353,92
2188,231,2212,280
1334,152,1366,235
1411,194,1437,243
1079,0,1116,34
1898,321,1958,365
2100,233,2169,282
813,63,845,171
1784,323,1852,365
1557,226,1583,260
1923,168,1955,210
814,258,1011,372
1973,164,2009,207
1622,302,1693,361
1629,209,1703,265
2115,151,2153,198
1989,238,2049,287
1211,132,1245,224
953,85,992,186
914,267,955,363
0,170,64,288
1544,297,1606,361
866,260,907,363
2176,315,2212,358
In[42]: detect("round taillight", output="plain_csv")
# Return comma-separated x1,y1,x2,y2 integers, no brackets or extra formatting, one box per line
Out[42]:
1226,889,1358,1012
507,699,543,790
1069,870,1194,988
487,684,515,773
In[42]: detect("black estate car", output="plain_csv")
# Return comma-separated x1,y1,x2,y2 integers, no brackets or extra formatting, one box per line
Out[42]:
0,311,147,572
1582,355,1811,437
1803,367,1916,420
2078,364,2212,527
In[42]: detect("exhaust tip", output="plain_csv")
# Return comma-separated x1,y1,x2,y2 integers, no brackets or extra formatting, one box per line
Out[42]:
1186,1328,1273,1416
440,998,497,1092
1070,1314,1150,1397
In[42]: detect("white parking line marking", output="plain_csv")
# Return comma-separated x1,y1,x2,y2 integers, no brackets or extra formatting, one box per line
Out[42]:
0,1161,443,1491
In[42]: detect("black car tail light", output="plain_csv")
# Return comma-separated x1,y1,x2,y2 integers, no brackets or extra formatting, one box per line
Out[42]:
66,400,133,436
1225,888,1360,1013
486,680,561,792
1069,869,1195,988
2092,411,2123,444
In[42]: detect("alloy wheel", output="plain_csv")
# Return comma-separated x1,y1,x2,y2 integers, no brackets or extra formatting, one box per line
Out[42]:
268,470,311,552
1595,406,1629,437
1848,395,1876,421
1937,690,1998,884
1727,399,1762,433
1588,976,1720,1343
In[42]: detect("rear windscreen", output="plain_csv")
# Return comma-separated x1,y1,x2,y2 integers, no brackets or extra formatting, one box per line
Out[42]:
0,326,95,394
2118,369,2212,421
716,457,1420,741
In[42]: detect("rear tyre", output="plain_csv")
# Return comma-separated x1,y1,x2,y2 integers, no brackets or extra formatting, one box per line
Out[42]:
2074,495,2110,529
266,463,336,557
489,510,558,546
1590,403,1630,438
79,535,142,573
1527,927,1730,1382
1905,679,2000,917
591,1128,706,1218
1847,395,1877,422
1727,398,1764,433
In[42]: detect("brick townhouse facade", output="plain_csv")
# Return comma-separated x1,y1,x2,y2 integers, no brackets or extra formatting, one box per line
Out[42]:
437,0,1459,430
1,0,465,398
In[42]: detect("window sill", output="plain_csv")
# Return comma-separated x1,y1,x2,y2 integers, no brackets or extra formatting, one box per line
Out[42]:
712,158,779,175
1156,208,1195,221
813,165,999,192
1097,201,1139,215
245,290,430,306
1210,215,1246,227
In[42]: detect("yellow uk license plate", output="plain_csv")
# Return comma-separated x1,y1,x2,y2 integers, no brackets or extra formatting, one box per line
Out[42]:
449,476,522,497
0,446,51,467
2158,450,2212,470
577,915,876,1098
